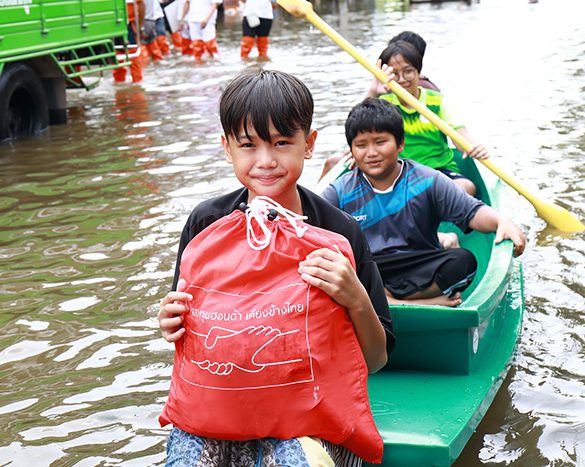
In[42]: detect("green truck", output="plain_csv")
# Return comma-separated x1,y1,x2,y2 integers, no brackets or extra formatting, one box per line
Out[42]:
0,0,135,141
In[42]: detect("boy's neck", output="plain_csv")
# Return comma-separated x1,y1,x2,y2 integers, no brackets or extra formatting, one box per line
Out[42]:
362,160,403,192
247,186,304,215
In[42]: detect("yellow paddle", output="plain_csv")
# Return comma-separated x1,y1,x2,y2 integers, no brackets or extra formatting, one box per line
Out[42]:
277,0,585,233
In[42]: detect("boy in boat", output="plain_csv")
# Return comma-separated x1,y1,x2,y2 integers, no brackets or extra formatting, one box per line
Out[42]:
321,98,525,307
373,30,440,93
323,34,489,198
375,40,489,196
157,70,393,465
319,31,438,181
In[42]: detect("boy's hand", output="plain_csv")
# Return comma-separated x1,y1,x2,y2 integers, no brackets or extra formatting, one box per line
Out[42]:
158,279,192,342
495,217,526,257
339,148,356,170
299,247,388,373
298,247,366,310
463,143,490,160
366,59,395,98
470,206,526,258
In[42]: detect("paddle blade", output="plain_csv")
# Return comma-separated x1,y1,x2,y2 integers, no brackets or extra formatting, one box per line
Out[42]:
533,200,585,233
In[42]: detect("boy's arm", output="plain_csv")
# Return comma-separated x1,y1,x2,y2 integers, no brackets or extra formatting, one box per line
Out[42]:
139,0,146,26
320,184,340,208
180,0,189,26
158,279,191,342
200,3,218,28
161,223,192,342
453,127,490,160
298,247,388,373
468,206,526,257
366,59,395,98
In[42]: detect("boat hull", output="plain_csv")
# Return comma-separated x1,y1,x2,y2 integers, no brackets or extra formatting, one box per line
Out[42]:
366,262,523,466
364,155,524,466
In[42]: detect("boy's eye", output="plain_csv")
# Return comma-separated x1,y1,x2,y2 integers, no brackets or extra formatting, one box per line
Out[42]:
275,140,290,146
240,142,254,148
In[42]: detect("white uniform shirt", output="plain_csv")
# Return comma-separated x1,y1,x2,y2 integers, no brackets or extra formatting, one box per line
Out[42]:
145,0,165,20
243,0,274,20
185,0,222,22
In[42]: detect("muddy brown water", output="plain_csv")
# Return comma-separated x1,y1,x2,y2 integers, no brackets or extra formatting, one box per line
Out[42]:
1,0,584,465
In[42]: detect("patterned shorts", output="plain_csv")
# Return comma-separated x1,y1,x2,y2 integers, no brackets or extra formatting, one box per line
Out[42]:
165,427,362,467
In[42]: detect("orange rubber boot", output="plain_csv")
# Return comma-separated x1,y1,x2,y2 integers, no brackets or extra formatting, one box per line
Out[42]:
192,40,205,61
113,63,127,83
156,35,170,55
130,54,143,82
240,36,254,58
204,38,219,58
171,31,182,49
257,36,269,60
146,41,164,61
181,38,193,55
141,45,150,66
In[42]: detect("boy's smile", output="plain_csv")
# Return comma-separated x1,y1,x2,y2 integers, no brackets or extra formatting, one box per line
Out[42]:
351,130,404,191
388,54,420,101
222,120,317,212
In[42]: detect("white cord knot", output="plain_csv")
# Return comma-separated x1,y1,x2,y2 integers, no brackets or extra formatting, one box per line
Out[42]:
245,196,308,250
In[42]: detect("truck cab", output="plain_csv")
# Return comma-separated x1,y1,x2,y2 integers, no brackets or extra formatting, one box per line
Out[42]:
0,0,134,142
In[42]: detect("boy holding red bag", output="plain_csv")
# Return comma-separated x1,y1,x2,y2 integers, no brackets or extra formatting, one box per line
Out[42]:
157,69,394,465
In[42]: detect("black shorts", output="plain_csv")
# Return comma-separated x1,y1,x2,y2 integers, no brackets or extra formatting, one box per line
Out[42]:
243,18,273,37
437,168,467,181
374,248,477,299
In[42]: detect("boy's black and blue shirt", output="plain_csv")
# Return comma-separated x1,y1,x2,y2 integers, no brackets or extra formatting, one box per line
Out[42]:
321,159,484,257
172,185,395,355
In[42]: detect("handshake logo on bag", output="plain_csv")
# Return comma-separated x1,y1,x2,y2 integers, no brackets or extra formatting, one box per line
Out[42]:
180,283,315,390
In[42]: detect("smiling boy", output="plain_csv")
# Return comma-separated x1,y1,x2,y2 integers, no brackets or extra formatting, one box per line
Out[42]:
157,70,394,465
321,98,526,307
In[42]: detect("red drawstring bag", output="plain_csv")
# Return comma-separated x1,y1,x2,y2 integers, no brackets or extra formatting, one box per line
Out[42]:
160,196,383,463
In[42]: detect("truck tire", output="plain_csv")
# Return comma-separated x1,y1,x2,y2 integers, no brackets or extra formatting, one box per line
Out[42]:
0,63,49,142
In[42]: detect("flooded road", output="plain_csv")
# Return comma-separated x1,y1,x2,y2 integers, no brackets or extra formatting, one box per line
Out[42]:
1,0,584,465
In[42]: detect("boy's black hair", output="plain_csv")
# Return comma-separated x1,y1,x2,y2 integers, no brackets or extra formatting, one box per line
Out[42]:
345,98,404,148
219,69,314,142
379,40,423,73
388,31,427,58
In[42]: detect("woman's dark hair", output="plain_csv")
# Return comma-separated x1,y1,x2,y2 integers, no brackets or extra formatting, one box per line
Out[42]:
345,98,404,148
378,40,423,73
219,70,314,142
388,31,427,58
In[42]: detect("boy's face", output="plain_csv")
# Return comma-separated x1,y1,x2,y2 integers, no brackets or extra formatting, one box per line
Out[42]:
388,54,419,97
222,119,317,207
351,130,404,189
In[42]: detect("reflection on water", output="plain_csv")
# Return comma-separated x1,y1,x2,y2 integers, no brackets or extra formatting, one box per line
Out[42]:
1,0,584,465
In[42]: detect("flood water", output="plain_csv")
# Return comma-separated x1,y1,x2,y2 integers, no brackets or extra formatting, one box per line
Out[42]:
1,0,584,465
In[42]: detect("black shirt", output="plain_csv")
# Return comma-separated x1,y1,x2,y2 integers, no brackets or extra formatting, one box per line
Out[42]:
171,185,395,354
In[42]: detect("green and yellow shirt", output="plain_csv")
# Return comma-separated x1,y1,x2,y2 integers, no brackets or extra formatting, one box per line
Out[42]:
380,88,463,173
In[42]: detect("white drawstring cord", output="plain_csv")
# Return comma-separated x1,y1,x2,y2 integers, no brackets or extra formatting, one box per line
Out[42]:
245,196,308,250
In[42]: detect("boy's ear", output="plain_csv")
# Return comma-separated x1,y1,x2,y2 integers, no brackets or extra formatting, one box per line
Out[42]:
304,129,318,160
398,140,405,154
221,134,233,163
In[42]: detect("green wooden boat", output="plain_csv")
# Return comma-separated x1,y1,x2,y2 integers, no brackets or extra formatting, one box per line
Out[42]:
317,152,524,466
